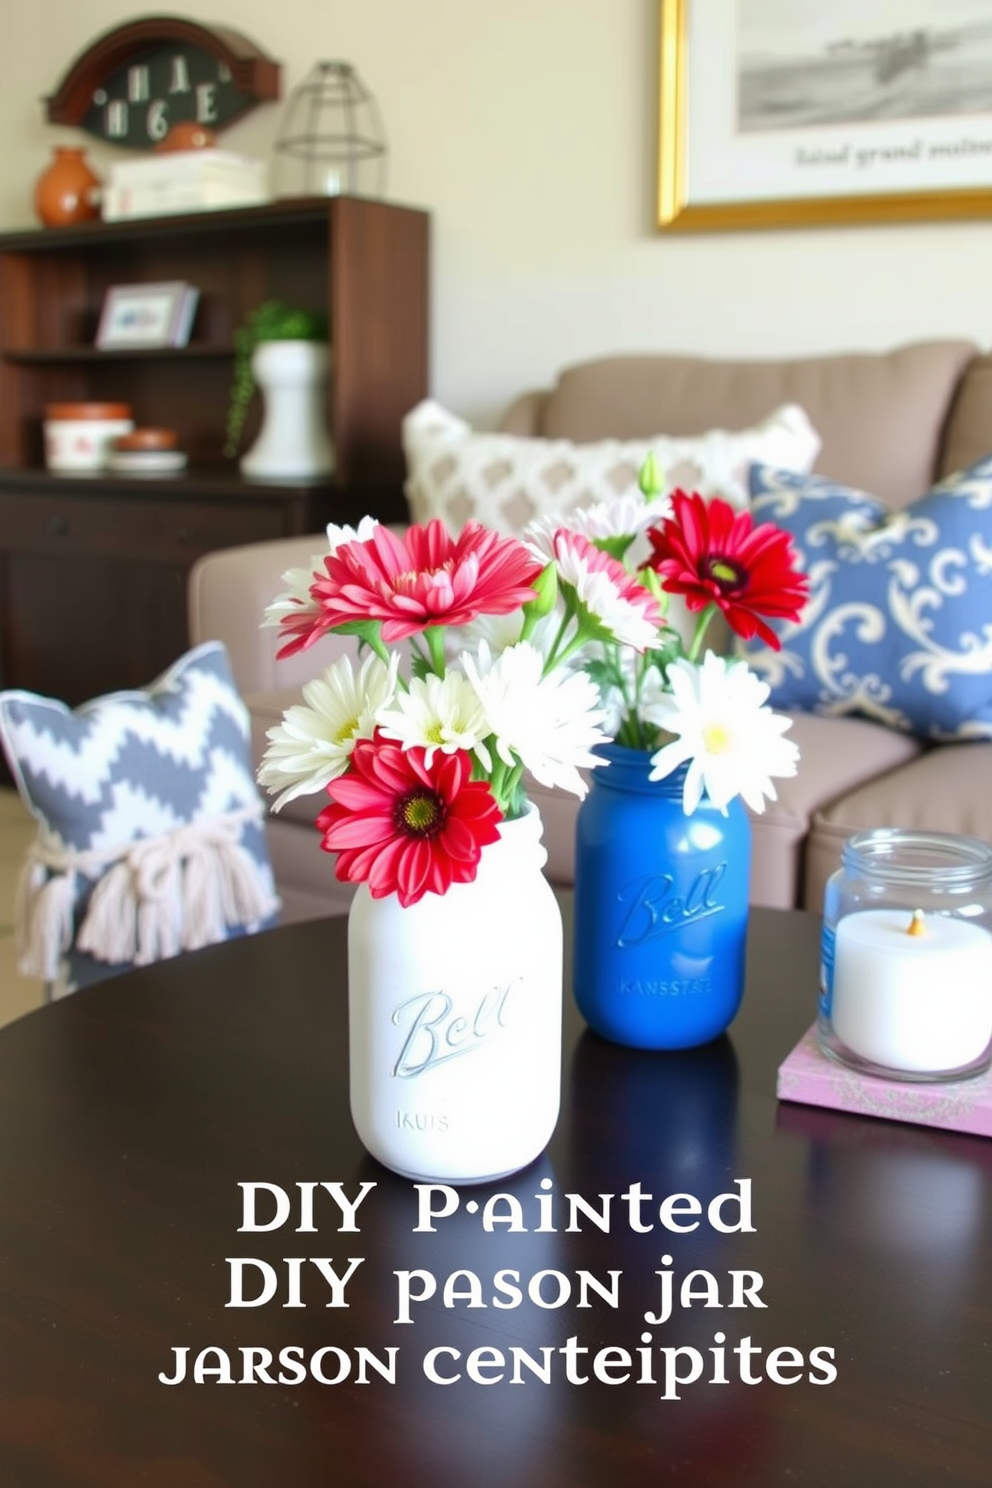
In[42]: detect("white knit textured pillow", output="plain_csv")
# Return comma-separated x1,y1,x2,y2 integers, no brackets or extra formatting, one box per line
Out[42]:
403,398,821,535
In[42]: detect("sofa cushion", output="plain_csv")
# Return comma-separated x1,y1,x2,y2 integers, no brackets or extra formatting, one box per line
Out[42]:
535,342,977,509
0,642,279,995
742,457,992,741
403,397,820,536
804,743,992,914
746,713,921,909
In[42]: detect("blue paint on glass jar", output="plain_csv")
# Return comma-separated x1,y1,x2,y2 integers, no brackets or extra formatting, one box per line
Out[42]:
573,743,751,1049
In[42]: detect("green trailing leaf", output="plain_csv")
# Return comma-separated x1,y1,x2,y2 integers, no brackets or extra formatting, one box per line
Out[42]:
224,300,330,458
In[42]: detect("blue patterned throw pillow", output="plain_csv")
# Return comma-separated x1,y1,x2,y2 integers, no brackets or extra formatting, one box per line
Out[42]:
741,458,992,740
0,641,280,996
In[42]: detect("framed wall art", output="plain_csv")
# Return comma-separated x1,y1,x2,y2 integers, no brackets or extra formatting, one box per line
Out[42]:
658,0,992,231
95,281,199,349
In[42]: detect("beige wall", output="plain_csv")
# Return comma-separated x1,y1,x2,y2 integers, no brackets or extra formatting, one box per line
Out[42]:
3,0,989,426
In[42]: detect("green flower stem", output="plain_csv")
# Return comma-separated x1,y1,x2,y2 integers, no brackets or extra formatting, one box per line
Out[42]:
549,628,595,670
488,752,508,812
486,754,526,818
541,600,608,678
352,622,392,669
424,625,446,676
542,605,576,674
368,632,393,667
628,653,651,751
505,761,526,812
687,604,718,662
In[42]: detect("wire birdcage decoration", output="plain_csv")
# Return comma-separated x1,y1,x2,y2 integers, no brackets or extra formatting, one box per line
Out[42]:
272,61,388,199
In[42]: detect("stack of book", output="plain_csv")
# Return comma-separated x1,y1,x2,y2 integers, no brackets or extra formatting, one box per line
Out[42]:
777,1023,992,1137
102,150,269,221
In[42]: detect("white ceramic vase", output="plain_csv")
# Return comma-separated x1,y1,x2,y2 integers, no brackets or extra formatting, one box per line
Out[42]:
347,804,563,1184
240,340,335,480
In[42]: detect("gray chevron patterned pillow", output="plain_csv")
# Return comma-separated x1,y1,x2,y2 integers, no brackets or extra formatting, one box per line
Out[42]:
0,641,280,997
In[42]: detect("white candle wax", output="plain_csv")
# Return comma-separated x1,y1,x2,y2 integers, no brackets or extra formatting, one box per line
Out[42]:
831,909,992,1073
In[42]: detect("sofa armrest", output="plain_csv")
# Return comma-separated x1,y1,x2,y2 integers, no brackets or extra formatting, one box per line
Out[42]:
498,389,550,435
187,535,347,697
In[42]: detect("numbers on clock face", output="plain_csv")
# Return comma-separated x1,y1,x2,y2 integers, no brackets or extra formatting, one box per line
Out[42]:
82,44,246,148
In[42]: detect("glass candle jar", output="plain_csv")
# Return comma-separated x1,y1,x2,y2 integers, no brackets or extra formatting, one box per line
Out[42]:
819,830,992,1083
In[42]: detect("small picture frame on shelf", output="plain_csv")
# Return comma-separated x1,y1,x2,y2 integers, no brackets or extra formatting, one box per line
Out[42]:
95,280,199,349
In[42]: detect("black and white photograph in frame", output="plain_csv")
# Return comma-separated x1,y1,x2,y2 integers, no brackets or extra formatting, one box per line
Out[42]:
738,0,992,132
657,0,992,231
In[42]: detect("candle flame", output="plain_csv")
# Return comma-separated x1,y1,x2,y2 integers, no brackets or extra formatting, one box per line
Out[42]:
906,908,926,938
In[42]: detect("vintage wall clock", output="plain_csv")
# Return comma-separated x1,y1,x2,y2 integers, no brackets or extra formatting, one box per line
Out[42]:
44,15,282,150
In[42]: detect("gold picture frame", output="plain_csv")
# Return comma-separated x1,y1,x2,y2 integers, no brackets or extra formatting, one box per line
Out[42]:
657,0,992,232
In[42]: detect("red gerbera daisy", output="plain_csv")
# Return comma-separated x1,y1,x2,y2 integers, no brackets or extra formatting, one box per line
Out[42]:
315,733,504,906
278,519,544,656
642,491,808,648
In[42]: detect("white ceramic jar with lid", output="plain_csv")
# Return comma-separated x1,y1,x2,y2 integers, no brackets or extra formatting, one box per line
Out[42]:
44,402,133,473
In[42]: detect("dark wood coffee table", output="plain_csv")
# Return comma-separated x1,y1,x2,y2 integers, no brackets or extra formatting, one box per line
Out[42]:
0,903,988,1487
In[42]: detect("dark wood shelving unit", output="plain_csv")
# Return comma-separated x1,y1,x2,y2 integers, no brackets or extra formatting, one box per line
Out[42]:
4,346,234,362
0,195,430,705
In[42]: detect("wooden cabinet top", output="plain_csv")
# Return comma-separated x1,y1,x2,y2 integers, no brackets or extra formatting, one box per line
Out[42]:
0,195,430,253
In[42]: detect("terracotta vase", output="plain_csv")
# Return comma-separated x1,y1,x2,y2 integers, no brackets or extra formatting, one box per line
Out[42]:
34,147,102,228
156,122,217,153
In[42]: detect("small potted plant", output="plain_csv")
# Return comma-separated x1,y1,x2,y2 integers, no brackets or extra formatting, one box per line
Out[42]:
225,299,334,479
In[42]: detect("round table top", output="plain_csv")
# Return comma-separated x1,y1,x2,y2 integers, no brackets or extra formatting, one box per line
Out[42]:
0,904,989,1488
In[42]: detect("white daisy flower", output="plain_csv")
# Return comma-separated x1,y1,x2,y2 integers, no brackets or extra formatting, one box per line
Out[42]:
461,640,610,798
326,515,379,550
258,651,399,810
261,555,327,630
377,670,493,769
262,517,380,629
525,492,668,559
645,651,799,816
551,530,662,651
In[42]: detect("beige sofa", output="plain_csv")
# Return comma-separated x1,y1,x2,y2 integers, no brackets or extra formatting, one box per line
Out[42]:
188,340,992,924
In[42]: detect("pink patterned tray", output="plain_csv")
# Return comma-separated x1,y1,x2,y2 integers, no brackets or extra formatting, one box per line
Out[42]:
776,1024,992,1137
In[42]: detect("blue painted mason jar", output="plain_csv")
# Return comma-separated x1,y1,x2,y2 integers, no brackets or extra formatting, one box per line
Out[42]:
573,744,751,1049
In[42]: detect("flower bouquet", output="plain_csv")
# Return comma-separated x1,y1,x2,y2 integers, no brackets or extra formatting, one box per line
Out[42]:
515,452,809,1050
258,515,617,1184
258,470,808,1167
258,516,614,901
520,453,809,813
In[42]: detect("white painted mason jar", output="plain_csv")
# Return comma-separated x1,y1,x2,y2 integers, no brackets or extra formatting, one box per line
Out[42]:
240,340,335,480
347,804,563,1184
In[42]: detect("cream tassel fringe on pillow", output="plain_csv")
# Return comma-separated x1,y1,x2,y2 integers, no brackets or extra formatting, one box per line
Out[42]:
15,805,280,982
